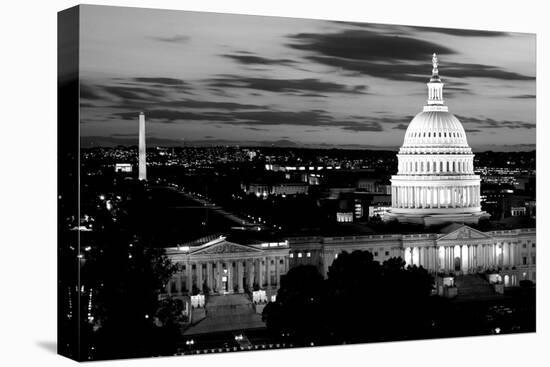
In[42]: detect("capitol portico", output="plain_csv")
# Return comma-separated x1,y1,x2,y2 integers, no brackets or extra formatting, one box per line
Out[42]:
164,236,289,297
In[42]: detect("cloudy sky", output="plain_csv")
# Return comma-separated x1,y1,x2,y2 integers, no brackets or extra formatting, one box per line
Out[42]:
78,5,536,151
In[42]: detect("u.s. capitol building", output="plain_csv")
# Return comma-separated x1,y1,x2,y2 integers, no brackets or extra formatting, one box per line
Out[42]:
163,55,535,303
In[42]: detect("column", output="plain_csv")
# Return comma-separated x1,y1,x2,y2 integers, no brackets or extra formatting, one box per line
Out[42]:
257,258,264,288
420,187,428,208
470,245,475,270
237,261,244,293
437,187,441,208
265,257,271,288
197,262,203,293
425,247,431,270
451,187,456,208
206,262,213,291
450,246,455,271
175,273,182,295
246,259,253,291
229,262,234,293
216,261,222,293
186,263,192,294
275,256,281,286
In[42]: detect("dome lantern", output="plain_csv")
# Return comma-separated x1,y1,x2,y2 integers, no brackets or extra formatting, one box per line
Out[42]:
425,53,446,110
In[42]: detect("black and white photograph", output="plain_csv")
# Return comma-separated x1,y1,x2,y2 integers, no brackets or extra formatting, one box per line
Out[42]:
54,2,538,363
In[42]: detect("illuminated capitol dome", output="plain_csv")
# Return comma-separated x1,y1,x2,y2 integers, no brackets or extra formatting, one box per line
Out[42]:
384,54,489,226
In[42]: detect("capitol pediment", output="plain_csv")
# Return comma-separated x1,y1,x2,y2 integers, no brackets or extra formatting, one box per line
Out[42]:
191,240,263,255
437,225,491,241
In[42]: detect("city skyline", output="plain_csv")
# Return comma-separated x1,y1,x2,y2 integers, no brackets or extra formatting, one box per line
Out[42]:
79,5,535,151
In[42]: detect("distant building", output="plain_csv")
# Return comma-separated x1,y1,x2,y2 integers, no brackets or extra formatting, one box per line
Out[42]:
368,205,392,219
336,212,353,223
114,163,132,173
164,236,289,299
288,224,536,286
244,182,308,197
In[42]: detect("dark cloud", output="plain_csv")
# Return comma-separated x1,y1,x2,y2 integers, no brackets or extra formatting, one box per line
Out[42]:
156,99,265,111
300,93,328,98
81,78,267,112
80,84,102,100
152,35,190,43
338,120,383,132
456,115,536,129
111,105,402,133
393,123,409,130
408,26,508,37
510,94,536,99
79,102,98,108
113,109,233,122
244,127,268,131
208,75,367,95
330,22,507,38
288,29,455,61
103,85,166,100
288,29,533,82
442,62,534,81
305,55,534,83
131,77,188,86
221,53,297,66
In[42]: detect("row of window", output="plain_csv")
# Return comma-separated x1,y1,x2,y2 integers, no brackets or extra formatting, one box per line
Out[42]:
290,251,311,258
400,159,472,173
410,131,463,139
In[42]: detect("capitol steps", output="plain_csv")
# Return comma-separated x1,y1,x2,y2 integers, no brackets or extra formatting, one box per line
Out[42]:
454,274,496,300
184,294,265,335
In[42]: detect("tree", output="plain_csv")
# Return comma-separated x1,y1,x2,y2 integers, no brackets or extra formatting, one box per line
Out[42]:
262,265,326,343
263,251,436,345
73,181,178,360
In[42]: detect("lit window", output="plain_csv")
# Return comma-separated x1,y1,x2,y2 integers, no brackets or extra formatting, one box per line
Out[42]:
297,252,303,258
289,253,294,258
306,252,311,258
334,253,338,259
